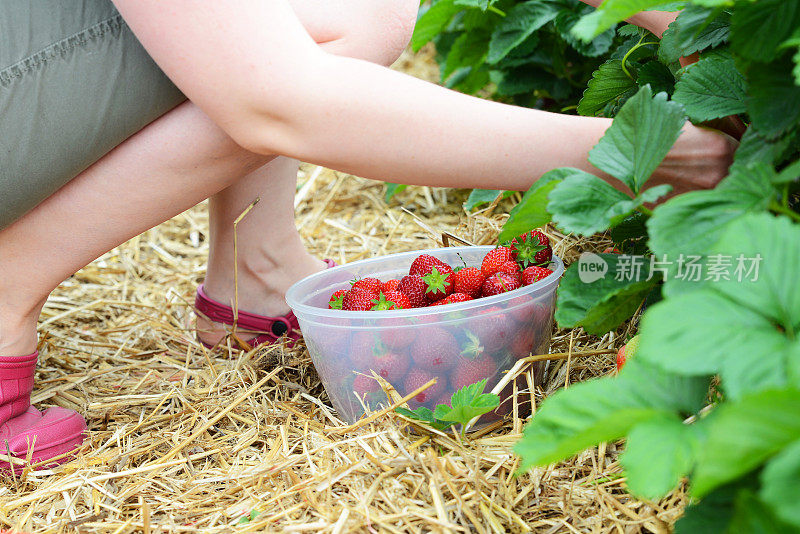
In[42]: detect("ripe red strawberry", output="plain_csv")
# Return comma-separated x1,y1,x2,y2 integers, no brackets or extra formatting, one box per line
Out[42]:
409,254,449,277
445,293,472,304
371,291,411,310
498,260,521,276
453,267,485,298
602,247,621,254
403,368,446,405
481,272,521,297
521,266,553,286
411,327,459,372
451,353,498,391
397,274,429,308
617,335,640,372
372,351,410,383
510,230,552,267
328,289,348,310
510,325,536,360
481,247,515,277
421,265,455,302
381,279,401,293
351,277,382,296
342,288,376,311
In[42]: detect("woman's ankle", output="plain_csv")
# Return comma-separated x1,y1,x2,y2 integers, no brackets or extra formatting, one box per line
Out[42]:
0,295,44,357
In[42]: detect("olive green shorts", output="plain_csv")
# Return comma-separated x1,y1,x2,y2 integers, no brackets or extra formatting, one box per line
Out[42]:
0,0,186,230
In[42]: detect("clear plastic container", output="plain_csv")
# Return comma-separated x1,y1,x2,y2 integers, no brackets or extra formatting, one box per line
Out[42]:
286,246,564,424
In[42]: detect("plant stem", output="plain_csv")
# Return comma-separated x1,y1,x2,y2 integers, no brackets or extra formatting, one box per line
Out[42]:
637,205,654,217
488,5,506,16
770,201,800,223
620,38,659,80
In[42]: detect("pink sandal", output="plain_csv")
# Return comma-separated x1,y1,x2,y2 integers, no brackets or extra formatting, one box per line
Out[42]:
0,353,86,472
194,259,336,349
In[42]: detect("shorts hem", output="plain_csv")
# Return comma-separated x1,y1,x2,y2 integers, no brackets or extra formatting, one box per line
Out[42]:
0,14,125,88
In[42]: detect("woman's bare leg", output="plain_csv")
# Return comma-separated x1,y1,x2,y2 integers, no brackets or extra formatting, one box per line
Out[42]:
0,102,271,357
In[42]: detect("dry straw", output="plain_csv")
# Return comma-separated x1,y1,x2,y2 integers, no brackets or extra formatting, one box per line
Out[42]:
0,48,687,533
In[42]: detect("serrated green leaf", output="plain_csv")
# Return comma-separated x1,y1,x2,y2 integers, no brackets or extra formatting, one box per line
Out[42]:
636,61,675,96
555,5,616,57
674,479,741,534
454,0,490,9
747,57,800,140
730,0,800,63
658,5,730,64
443,30,489,79
621,416,696,499
647,162,775,268
589,85,687,193
672,52,746,122
692,389,800,497
411,0,461,52
515,358,709,470
487,1,559,64
760,439,800,527
497,169,564,243
555,253,660,334
547,170,639,236
774,160,800,185
396,406,453,431
638,183,672,203
384,183,409,203
464,189,502,211
577,60,637,117
734,127,793,167
437,379,500,426
571,0,673,41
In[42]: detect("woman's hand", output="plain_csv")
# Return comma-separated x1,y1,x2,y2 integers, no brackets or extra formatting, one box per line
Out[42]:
648,124,738,197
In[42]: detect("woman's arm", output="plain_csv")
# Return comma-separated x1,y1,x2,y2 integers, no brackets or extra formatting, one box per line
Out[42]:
113,0,732,194
579,0,678,38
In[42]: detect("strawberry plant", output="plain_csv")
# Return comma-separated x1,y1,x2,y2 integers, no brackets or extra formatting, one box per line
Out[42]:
505,0,800,530
397,378,501,433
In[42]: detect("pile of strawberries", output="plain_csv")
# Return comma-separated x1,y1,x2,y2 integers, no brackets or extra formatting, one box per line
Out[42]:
328,230,554,311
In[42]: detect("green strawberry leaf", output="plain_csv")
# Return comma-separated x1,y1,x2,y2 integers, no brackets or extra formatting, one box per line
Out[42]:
463,189,513,211
760,438,800,527
691,389,800,498
730,0,800,63
487,1,559,64
554,5,616,58
384,183,408,203
746,57,800,140
555,253,660,335
435,379,500,426
727,489,800,534
515,357,709,470
577,59,637,117
497,169,565,243
621,415,697,499
396,406,454,431
547,170,639,236
640,213,800,400
734,126,794,167
673,478,745,534
636,61,675,96
658,5,731,64
571,0,678,41
411,0,461,52
443,30,490,80
588,85,687,194
672,51,747,122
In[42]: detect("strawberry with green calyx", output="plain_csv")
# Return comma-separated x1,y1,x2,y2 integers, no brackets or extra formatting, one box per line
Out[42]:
481,246,515,277
521,265,553,286
411,327,459,372
616,335,640,372
453,267,485,298
351,277,382,296
397,274,428,308
410,254,450,277
328,289,348,310
498,260,521,277
371,291,411,310
421,266,454,302
481,272,521,297
342,287,376,311
509,230,552,268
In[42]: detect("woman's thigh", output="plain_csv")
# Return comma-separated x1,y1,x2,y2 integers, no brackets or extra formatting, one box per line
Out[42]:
0,0,186,230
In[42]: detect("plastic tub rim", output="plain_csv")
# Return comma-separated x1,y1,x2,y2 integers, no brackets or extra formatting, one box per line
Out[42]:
286,246,564,320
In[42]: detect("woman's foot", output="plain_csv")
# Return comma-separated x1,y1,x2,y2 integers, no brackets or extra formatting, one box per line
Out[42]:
196,253,329,347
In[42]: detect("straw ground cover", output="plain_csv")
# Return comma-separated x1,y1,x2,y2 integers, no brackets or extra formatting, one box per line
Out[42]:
0,49,685,533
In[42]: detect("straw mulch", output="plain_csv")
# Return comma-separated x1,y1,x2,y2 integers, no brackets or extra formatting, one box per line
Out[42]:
0,48,687,533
